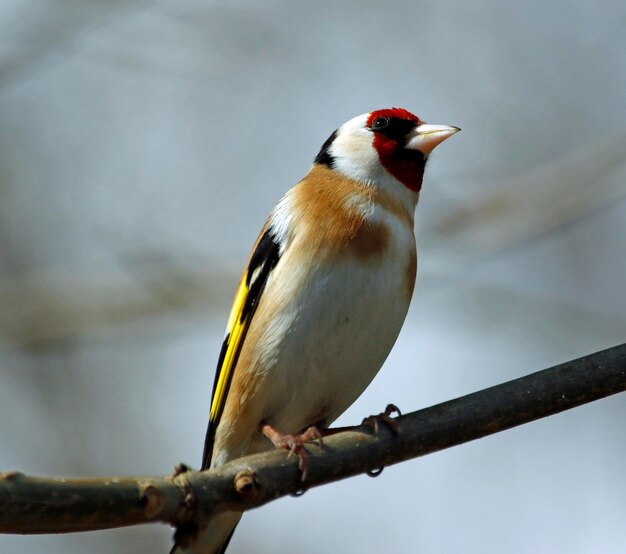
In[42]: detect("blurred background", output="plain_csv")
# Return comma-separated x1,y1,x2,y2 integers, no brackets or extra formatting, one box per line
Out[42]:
1,1,625,552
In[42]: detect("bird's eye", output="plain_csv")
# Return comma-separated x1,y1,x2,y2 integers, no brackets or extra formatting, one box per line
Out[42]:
371,117,390,130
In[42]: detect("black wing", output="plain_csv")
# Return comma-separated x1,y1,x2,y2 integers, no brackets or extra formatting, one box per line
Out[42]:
201,228,281,470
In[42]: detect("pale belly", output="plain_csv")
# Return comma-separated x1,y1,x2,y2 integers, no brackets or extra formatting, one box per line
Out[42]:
269,260,410,430
213,229,416,465
233,252,414,458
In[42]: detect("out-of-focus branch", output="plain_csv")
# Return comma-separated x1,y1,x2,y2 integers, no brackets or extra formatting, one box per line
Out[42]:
434,128,626,253
0,260,235,348
1,343,624,537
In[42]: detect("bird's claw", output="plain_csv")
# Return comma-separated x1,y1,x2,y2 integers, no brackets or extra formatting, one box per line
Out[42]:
362,403,402,434
366,466,385,478
261,423,323,481
171,463,192,477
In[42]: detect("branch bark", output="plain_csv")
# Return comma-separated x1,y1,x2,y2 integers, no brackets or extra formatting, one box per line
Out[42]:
1,343,625,536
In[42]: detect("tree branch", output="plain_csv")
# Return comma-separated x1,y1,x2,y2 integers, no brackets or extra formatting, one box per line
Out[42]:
1,343,624,536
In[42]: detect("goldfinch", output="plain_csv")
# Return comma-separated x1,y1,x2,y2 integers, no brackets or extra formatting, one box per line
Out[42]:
172,108,459,553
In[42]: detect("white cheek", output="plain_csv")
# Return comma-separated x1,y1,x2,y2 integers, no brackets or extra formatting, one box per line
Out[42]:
329,131,384,184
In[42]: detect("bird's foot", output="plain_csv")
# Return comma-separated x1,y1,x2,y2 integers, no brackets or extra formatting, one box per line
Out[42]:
361,404,402,478
171,462,192,477
260,423,323,481
362,403,402,435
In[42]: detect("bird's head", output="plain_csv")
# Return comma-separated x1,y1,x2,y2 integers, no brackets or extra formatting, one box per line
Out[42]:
314,108,459,193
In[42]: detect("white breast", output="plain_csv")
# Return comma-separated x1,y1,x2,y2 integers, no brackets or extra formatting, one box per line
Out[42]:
211,174,418,466
254,203,416,435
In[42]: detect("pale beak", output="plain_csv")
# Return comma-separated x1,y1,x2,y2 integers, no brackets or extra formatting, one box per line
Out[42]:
405,123,461,155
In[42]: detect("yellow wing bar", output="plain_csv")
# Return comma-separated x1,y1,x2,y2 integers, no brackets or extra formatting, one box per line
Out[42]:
209,271,251,423
202,227,281,469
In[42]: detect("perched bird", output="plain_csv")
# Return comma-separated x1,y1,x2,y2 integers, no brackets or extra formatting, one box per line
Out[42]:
172,108,459,553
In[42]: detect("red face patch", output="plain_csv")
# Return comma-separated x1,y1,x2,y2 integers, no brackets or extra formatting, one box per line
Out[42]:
367,108,425,193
